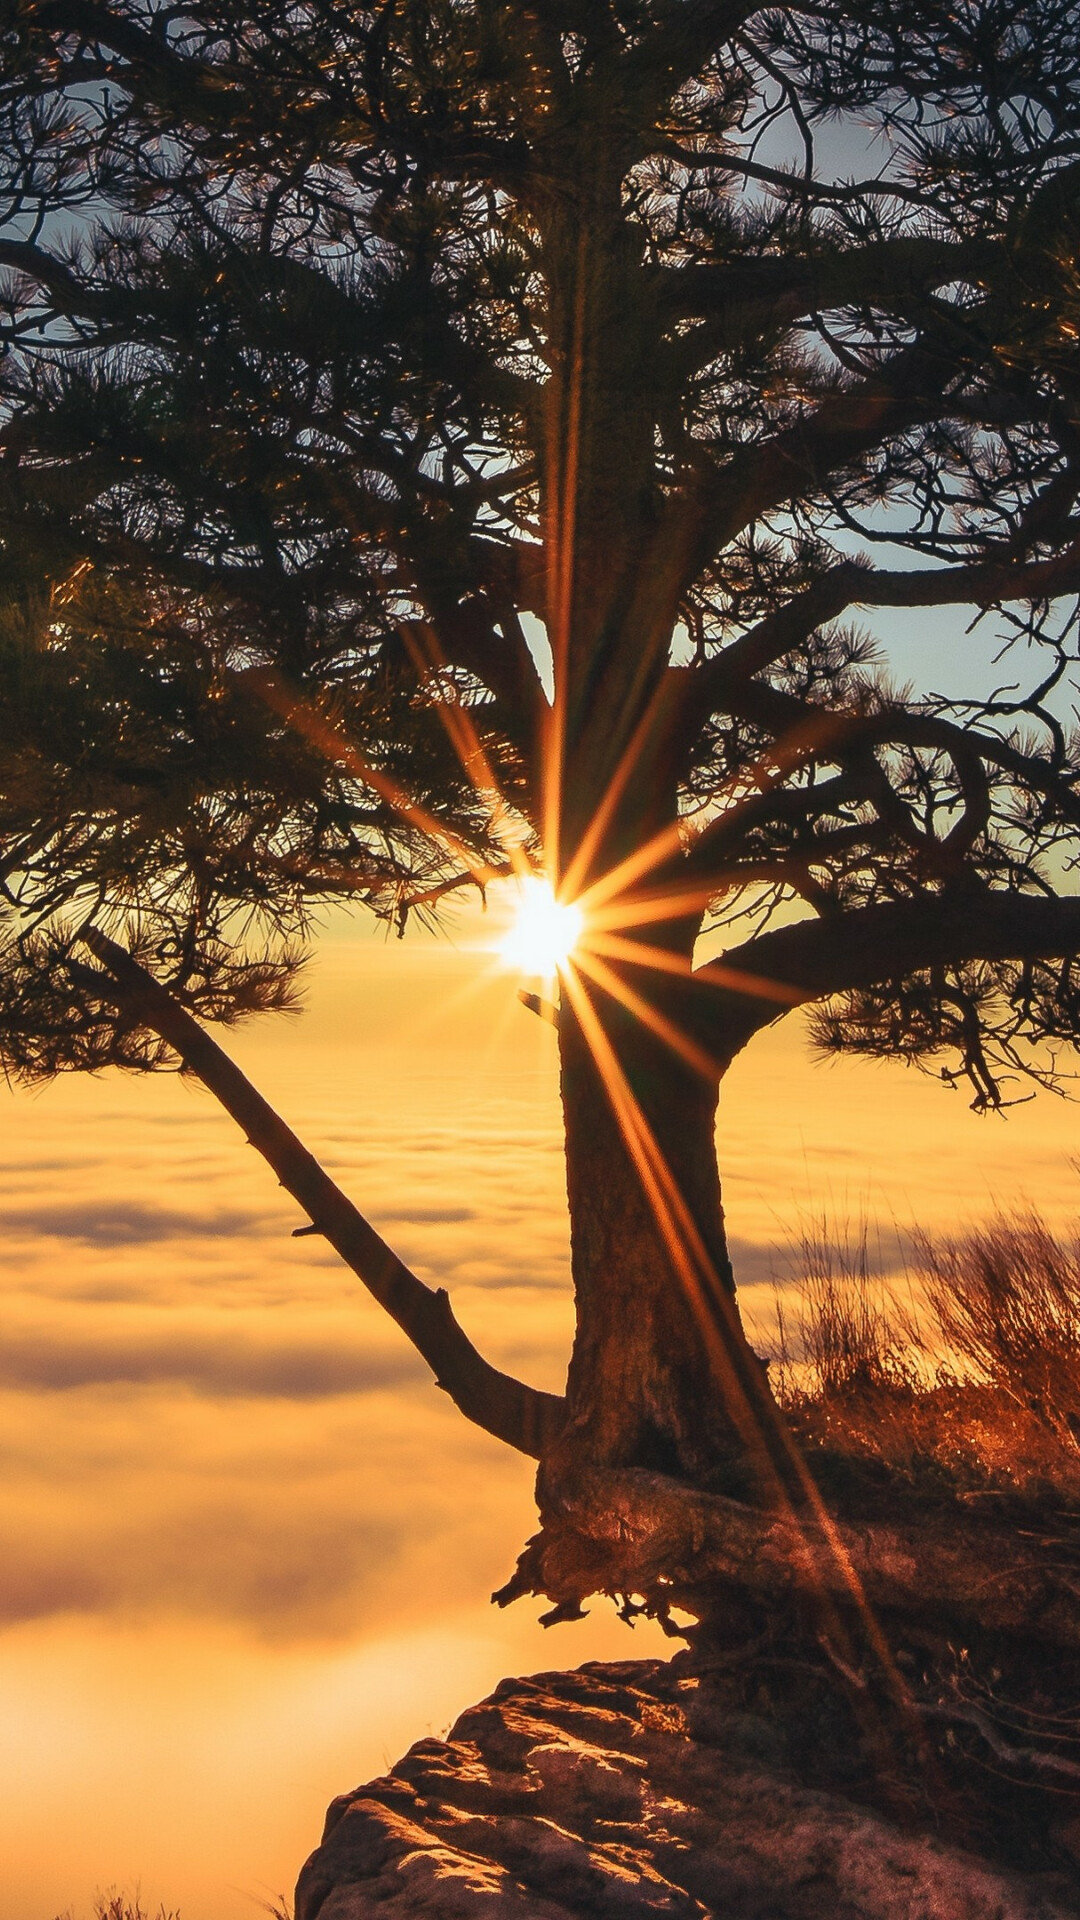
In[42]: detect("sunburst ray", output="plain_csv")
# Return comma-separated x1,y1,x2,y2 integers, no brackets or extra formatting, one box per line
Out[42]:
559,958,919,1734
571,946,721,1082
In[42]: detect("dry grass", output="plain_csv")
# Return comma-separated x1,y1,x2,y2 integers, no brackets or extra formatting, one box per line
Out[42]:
51,1893,291,1920
51,1896,181,1920
766,1209,1080,1495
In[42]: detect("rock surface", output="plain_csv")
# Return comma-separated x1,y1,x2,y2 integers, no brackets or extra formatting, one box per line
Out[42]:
294,1659,1079,1919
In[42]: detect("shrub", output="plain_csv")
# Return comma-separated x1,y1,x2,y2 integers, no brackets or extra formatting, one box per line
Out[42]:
765,1209,1080,1494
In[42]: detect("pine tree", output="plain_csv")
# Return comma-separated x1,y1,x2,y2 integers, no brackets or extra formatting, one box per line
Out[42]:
3,0,1080,1623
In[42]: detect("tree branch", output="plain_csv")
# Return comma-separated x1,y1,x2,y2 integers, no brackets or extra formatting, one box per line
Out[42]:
712,677,1080,837
71,928,566,1459
673,342,951,590
693,891,1080,1060
661,235,997,369
693,538,1080,703
0,239,112,322
618,0,758,105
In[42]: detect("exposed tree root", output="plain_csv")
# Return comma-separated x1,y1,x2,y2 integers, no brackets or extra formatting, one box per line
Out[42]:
495,1466,1080,1652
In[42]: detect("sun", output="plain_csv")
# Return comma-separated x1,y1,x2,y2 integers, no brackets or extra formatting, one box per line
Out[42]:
499,878,584,978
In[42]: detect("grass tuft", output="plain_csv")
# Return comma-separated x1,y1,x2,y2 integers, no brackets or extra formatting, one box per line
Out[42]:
765,1208,1080,1495
51,1895,181,1920
51,1892,292,1920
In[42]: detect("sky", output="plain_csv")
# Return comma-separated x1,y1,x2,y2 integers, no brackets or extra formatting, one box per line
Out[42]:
1,900,1078,1920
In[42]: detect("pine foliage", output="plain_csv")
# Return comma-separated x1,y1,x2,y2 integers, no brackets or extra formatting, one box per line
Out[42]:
2,1,1080,1099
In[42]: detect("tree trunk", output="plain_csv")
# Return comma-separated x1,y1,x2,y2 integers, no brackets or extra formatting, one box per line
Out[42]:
552,968,783,1499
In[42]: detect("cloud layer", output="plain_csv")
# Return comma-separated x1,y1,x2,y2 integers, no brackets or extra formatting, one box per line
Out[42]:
0,937,1076,1644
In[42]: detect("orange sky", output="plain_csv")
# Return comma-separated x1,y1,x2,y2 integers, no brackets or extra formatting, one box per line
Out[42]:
1,902,1077,1920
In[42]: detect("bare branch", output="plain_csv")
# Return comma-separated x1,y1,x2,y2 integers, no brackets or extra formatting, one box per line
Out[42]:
72,928,566,1460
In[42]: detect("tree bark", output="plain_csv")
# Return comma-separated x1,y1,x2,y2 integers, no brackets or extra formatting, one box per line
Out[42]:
552,962,787,1500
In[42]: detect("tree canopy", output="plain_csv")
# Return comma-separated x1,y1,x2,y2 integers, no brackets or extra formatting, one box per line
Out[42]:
3,2,1080,1514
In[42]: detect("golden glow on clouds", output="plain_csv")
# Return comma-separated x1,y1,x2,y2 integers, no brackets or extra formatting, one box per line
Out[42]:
1,922,1078,1919
498,877,584,978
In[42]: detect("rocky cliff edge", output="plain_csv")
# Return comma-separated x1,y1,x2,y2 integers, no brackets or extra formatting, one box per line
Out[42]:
294,1659,1080,1919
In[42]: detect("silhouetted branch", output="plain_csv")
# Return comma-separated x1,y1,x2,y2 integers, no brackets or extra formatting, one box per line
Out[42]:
663,235,998,368
690,541,1080,704
675,342,951,585
71,927,566,1460
619,0,758,104
518,988,559,1027
694,892,1080,1060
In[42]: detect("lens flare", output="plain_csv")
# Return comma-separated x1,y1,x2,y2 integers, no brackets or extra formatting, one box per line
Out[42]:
500,878,583,977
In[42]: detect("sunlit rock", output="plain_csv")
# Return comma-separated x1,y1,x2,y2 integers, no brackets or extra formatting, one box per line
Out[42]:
296,1661,1077,1919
